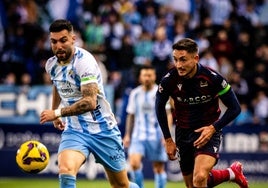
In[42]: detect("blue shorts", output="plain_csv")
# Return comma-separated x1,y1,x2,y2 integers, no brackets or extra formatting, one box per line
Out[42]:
58,126,127,172
128,139,168,162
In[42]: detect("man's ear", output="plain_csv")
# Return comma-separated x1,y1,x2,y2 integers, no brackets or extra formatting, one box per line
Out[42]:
195,54,199,63
72,34,76,44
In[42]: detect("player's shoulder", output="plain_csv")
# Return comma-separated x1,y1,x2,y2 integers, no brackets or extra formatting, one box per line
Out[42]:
160,67,178,82
46,56,57,64
45,56,57,70
74,47,98,67
74,46,93,59
130,85,143,94
198,64,223,79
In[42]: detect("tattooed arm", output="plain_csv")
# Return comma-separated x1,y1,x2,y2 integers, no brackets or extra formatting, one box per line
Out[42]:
61,83,99,116
40,83,99,124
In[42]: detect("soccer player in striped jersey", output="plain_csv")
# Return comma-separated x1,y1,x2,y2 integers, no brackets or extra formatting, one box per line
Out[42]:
155,38,248,188
123,65,171,188
40,19,139,188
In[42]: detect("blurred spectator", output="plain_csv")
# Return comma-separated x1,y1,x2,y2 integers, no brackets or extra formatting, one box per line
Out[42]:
196,16,216,44
232,102,254,125
168,0,192,25
135,0,160,17
0,0,5,52
206,0,233,30
47,0,69,20
233,58,251,80
212,29,234,62
151,26,172,83
241,1,260,28
118,34,136,88
234,31,255,69
16,0,39,24
218,56,233,80
199,48,219,71
19,72,32,93
229,71,249,103
84,15,105,53
194,31,210,54
158,5,175,41
250,63,268,95
255,43,268,62
141,4,158,37
120,1,141,25
173,21,187,43
232,102,254,126
42,71,52,86
103,11,125,71
47,0,83,29
133,30,153,66
251,90,268,125
2,72,16,86
259,0,268,26
119,1,142,43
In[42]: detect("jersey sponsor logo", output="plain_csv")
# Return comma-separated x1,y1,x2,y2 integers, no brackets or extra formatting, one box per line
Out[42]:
60,82,74,95
68,70,75,79
81,72,92,78
176,95,212,105
177,84,182,91
109,146,125,162
200,81,208,87
221,80,228,88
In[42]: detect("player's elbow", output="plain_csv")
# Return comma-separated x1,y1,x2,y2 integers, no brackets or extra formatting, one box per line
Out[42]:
79,98,97,112
233,103,241,118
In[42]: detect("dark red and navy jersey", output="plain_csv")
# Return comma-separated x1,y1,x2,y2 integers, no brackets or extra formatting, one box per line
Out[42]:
155,64,241,139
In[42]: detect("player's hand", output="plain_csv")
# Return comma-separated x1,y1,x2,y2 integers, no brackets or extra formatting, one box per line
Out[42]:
194,125,216,149
123,134,131,148
53,118,65,130
165,137,177,161
40,109,57,124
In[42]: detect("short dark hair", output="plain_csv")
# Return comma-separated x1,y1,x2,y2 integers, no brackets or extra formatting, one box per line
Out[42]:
140,64,155,71
137,64,155,77
172,38,198,54
49,19,73,33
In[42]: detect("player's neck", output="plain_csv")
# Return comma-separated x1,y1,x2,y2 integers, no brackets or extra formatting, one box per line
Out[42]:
143,84,154,91
58,55,74,65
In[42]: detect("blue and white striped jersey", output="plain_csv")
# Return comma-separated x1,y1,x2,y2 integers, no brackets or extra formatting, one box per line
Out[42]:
126,84,163,141
46,47,117,134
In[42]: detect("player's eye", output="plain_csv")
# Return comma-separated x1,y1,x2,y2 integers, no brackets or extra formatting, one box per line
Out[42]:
50,39,57,44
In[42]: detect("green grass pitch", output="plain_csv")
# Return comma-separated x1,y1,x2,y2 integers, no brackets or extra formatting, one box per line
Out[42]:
0,178,267,188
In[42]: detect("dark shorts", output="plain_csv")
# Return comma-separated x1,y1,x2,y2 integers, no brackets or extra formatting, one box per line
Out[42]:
175,126,222,176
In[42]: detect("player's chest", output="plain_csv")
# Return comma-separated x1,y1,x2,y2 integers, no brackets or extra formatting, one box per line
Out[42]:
172,79,215,105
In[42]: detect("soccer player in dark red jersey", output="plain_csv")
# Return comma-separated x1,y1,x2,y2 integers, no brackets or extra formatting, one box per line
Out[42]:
155,38,249,188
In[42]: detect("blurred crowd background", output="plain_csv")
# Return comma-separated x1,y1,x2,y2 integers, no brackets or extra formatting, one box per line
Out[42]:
0,0,268,127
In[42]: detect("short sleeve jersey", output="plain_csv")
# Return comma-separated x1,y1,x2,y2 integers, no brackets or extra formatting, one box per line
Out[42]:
157,64,230,129
126,84,163,140
45,47,117,133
